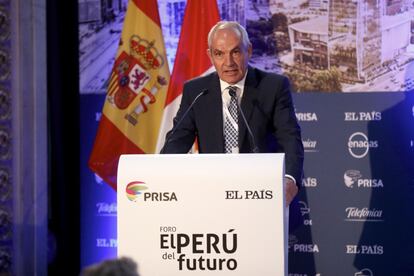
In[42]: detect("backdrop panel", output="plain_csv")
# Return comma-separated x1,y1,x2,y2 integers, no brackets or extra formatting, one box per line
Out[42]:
81,92,414,275
290,92,414,275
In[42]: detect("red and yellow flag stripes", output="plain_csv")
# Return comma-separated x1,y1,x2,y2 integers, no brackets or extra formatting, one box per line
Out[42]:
89,0,170,189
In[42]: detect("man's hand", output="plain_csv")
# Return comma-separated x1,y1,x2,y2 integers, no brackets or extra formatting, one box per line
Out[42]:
285,177,298,206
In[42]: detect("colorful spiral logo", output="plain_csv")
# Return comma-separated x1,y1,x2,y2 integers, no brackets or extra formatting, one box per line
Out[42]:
126,181,148,201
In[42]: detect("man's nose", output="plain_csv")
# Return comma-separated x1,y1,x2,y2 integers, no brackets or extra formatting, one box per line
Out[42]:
224,53,235,66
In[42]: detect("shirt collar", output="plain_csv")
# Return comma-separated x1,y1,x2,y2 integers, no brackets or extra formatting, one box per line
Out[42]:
219,70,248,93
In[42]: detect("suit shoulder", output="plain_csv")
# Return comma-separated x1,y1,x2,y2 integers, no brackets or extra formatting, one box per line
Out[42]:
252,67,288,82
184,72,217,88
250,67,290,90
181,72,218,97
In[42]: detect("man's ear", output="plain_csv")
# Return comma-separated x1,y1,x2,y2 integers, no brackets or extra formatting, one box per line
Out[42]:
207,48,213,63
247,44,252,58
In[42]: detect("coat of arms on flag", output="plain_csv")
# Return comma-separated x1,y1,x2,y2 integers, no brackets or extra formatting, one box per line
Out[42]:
107,35,167,126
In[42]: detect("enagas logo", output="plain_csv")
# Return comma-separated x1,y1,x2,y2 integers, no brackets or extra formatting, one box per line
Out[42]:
126,181,148,201
355,268,373,276
348,132,378,158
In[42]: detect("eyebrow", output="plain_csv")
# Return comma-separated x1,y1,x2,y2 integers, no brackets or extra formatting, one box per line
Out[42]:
212,45,242,54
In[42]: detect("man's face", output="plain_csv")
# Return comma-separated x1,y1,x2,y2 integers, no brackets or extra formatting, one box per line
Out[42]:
208,28,252,84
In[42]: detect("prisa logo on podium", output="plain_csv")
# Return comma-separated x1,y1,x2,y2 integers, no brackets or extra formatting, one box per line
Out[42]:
126,181,178,202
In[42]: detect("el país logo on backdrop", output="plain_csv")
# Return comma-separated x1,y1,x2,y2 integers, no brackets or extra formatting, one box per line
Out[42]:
346,244,383,255
126,181,177,202
344,111,381,121
302,177,318,188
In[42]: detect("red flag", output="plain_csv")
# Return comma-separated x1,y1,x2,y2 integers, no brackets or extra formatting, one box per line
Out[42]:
89,0,170,189
156,0,221,151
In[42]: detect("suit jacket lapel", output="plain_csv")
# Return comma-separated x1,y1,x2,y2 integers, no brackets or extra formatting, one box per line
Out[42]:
206,73,224,152
239,68,258,151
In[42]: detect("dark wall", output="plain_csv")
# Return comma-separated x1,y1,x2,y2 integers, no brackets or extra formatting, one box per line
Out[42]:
47,1,80,275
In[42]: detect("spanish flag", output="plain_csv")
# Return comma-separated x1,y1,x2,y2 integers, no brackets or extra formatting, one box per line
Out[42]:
89,0,170,189
156,0,221,151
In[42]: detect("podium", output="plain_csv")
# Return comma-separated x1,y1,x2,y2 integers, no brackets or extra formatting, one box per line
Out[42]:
117,153,287,276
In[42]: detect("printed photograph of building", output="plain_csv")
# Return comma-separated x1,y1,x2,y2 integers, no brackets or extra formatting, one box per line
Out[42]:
78,0,414,93
78,0,128,93
251,0,414,92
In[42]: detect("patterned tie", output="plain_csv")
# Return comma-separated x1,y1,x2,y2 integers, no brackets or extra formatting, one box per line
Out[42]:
224,86,239,153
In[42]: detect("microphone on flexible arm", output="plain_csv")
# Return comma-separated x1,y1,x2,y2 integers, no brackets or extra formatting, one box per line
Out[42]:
229,89,259,153
160,89,208,154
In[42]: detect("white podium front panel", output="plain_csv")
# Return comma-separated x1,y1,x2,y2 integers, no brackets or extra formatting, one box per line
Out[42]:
117,153,287,276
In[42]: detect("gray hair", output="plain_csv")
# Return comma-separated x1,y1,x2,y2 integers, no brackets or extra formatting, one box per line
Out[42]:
80,257,140,276
207,21,251,50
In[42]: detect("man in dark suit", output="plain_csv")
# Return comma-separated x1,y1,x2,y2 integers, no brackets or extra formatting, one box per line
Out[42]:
161,21,303,207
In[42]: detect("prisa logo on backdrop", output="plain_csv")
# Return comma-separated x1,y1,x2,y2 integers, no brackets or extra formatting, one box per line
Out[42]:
295,112,318,121
348,132,378,158
126,181,177,202
160,226,238,271
290,243,319,253
344,170,384,188
288,235,319,253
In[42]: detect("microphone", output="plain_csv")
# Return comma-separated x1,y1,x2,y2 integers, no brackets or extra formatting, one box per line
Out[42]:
160,89,208,154
229,89,259,153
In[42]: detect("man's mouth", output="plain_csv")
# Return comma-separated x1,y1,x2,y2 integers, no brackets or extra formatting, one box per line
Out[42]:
223,69,238,74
